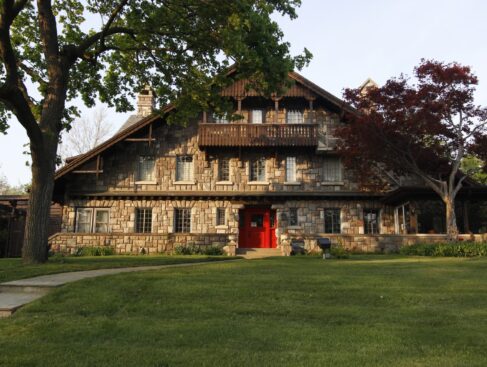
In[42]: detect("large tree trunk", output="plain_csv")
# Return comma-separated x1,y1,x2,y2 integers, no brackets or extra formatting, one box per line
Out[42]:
22,132,59,264
444,196,459,241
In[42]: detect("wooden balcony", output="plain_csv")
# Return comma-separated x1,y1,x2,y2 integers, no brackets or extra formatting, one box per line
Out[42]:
198,123,318,147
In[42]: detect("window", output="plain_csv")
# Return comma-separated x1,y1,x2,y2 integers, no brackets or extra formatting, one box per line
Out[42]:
174,208,191,233
94,209,110,233
286,157,297,182
76,208,93,233
176,155,193,181
137,156,155,181
364,209,380,234
250,157,266,181
218,158,230,181
212,112,229,124
75,208,110,233
135,208,152,233
322,157,342,182
286,110,304,124
289,208,298,226
251,109,264,124
324,208,341,233
216,208,226,226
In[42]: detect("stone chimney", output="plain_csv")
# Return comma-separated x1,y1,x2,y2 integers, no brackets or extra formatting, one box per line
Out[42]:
137,86,155,117
359,78,378,96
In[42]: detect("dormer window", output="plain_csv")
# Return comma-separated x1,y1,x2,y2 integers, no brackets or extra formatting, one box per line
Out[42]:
286,110,304,124
250,109,264,124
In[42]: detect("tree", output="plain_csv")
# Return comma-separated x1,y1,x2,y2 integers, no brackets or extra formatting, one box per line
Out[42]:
0,0,311,263
337,60,487,240
461,156,487,185
59,107,113,162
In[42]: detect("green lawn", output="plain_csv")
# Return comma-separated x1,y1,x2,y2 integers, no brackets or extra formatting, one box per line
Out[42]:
0,255,231,283
1,256,486,366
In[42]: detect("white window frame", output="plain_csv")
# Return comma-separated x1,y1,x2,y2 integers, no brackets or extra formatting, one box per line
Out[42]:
136,156,156,183
216,207,226,227
176,155,194,182
218,158,231,182
363,208,381,234
250,109,264,124
324,208,341,234
174,208,192,233
75,208,110,233
322,157,342,183
286,109,304,124
285,156,297,183
135,208,153,233
249,157,266,182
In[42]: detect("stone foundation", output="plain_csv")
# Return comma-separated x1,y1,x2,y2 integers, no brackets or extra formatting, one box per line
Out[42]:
287,233,487,253
49,233,228,255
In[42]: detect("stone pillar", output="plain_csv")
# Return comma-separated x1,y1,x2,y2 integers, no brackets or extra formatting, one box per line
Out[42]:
224,234,237,256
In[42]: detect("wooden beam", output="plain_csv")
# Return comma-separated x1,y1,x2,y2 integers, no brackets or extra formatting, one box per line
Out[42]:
125,138,156,142
148,124,153,147
72,170,104,174
96,155,101,179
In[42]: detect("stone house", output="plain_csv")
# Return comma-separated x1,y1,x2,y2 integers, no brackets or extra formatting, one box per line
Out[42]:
50,71,487,255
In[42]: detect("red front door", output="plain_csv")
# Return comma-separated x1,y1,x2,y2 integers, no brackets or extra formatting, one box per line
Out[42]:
239,208,277,248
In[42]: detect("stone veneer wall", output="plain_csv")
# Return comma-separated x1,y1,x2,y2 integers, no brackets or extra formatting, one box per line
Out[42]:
66,107,366,195
49,233,229,255
289,233,487,254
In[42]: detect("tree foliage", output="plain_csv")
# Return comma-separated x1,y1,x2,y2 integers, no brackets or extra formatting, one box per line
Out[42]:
0,0,311,263
337,59,487,238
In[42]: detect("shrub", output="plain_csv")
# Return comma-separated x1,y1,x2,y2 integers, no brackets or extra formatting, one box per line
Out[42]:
74,246,115,256
173,244,224,256
400,242,487,257
330,245,350,259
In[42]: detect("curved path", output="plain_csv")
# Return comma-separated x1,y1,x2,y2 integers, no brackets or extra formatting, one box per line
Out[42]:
0,259,241,317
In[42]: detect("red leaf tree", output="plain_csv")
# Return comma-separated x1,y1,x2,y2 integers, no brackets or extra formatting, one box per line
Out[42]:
337,60,487,240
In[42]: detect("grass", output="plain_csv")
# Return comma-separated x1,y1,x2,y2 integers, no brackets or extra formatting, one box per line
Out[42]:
0,255,232,283
1,255,486,366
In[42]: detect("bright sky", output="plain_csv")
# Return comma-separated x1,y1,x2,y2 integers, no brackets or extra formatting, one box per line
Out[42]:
1,0,486,185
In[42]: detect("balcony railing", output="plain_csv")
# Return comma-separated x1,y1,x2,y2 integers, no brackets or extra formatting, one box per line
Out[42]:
198,123,318,147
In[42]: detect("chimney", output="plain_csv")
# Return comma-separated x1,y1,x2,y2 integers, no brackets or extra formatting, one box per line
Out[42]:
359,78,378,96
137,86,155,117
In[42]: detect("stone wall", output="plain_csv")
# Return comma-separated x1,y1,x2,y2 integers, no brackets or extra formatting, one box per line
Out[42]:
66,105,362,194
62,198,240,234
49,233,228,255
287,233,487,254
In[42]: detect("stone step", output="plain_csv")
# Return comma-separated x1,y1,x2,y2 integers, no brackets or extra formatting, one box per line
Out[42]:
0,291,47,318
236,248,282,259
0,284,54,294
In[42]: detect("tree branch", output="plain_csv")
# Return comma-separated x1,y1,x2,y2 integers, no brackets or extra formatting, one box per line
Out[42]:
0,1,42,143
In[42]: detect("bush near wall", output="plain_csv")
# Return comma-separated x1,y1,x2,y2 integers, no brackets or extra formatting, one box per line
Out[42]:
173,244,224,256
400,242,487,257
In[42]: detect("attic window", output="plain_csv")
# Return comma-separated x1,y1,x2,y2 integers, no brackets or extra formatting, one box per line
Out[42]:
137,156,155,182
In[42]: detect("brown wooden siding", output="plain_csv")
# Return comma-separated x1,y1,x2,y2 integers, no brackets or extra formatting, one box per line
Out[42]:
221,78,318,99
198,123,318,147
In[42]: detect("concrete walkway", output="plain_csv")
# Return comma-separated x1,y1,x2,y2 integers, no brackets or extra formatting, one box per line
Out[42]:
0,259,240,317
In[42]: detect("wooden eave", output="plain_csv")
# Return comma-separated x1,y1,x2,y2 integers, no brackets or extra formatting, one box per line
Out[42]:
382,186,487,205
68,190,385,200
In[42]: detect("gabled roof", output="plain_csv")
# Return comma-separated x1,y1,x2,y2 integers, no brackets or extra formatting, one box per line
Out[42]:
55,70,355,180
55,105,174,180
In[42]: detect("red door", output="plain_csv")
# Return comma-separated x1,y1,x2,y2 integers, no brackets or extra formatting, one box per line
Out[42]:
239,208,277,248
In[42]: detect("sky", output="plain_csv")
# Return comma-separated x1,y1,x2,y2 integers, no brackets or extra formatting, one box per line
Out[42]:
1,0,486,185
